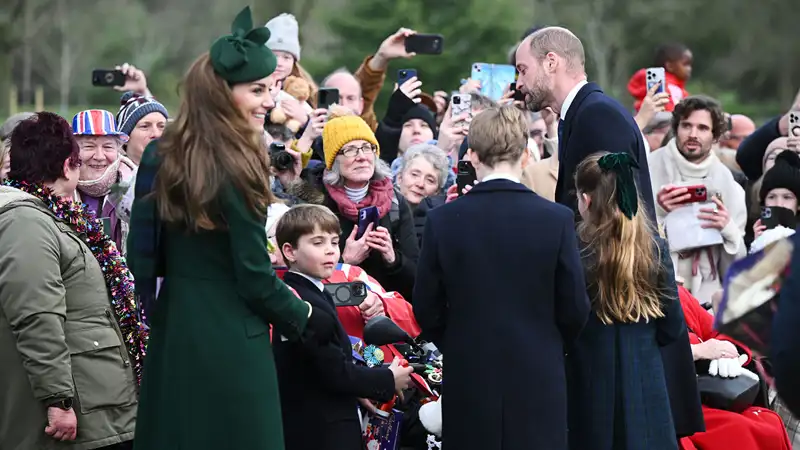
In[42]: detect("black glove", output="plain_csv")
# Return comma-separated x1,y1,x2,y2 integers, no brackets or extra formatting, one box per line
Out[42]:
303,305,336,344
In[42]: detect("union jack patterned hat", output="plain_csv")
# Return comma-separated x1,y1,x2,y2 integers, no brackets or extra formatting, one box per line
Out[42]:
71,109,128,142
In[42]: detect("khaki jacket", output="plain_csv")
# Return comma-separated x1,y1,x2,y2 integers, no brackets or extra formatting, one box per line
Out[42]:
0,187,137,449
521,139,559,201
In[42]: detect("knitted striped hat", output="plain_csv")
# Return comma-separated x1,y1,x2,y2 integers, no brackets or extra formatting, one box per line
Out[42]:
71,109,128,142
116,92,169,137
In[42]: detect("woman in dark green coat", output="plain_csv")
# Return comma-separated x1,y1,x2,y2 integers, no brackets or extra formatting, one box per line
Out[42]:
127,7,334,450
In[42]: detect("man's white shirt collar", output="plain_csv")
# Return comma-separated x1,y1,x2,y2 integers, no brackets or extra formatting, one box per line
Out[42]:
560,80,588,120
482,173,521,184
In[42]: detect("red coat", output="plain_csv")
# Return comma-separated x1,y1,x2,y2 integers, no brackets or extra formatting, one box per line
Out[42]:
627,68,689,112
677,287,791,450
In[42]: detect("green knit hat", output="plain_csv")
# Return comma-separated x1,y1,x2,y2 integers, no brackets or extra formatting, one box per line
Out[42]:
210,6,277,84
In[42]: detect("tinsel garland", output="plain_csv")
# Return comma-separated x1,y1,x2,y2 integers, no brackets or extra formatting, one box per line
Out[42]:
3,179,148,385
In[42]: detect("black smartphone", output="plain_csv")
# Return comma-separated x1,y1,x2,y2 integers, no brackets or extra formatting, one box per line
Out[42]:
92,69,125,87
761,206,797,230
356,206,380,239
318,88,340,109
456,160,477,197
324,281,368,307
510,82,525,101
397,69,418,86
404,34,444,55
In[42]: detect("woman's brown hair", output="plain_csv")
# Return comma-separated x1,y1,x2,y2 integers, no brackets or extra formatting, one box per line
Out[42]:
154,53,276,231
575,152,665,324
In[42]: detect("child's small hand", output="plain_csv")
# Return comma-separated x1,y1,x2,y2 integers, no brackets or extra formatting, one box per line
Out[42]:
388,357,413,392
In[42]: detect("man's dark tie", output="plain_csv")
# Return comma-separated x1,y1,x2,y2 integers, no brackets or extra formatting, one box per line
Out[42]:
557,119,564,159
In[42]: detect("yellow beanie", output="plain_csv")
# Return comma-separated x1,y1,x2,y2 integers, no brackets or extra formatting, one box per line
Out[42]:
322,116,380,169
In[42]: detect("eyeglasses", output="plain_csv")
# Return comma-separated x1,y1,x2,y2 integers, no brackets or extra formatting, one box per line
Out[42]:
340,145,377,158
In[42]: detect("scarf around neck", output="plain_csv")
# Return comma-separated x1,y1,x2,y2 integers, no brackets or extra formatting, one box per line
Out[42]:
665,138,718,180
77,155,136,198
325,177,394,222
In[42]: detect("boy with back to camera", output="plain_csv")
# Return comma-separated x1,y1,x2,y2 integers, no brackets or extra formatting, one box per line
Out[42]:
273,204,413,450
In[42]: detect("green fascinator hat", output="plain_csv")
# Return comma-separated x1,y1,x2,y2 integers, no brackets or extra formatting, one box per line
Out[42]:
210,6,277,84
597,152,640,220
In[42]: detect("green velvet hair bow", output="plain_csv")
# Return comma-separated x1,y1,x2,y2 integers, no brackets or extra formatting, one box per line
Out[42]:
597,152,640,220
209,7,277,84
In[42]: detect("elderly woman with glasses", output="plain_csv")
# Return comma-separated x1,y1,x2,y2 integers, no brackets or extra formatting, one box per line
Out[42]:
290,109,419,301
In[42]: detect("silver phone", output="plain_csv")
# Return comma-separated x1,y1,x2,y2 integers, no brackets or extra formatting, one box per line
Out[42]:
789,109,800,138
646,67,666,95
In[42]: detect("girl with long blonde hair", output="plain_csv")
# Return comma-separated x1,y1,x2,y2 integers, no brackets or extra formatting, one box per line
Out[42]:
566,151,686,450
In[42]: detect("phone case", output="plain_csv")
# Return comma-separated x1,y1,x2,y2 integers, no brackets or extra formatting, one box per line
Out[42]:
397,69,417,86
324,282,368,307
470,63,516,101
318,89,339,109
456,161,477,196
405,34,443,55
451,94,471,120
646,67,666,94
789,110,800,138
357,206,380,239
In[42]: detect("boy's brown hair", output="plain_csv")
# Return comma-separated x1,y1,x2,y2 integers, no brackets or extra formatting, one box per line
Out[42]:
468,105,528,168
275,205,341,265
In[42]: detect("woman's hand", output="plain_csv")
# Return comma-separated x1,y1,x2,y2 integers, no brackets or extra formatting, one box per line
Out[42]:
358,398,379,415
301,109,328,141
281,97,309,127
366,226,396,265
445,182,474,203
114,63,151,96
753,218,767,239
459,78,481,94
394,77,422,103
388,357,414,392
635,83,670,131
436,103,469,156
342,224,373,265
359,291,385,321
698,197,731,231
695,338,739,361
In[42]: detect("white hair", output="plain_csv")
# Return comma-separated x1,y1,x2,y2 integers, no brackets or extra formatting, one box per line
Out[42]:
323,154,392,187
397,143,450,190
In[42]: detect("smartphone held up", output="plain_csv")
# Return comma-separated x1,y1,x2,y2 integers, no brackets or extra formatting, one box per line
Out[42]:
404,34,444,55
92,69,125,87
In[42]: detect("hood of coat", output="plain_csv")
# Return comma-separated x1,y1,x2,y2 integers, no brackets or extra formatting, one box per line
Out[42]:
0,186,47,213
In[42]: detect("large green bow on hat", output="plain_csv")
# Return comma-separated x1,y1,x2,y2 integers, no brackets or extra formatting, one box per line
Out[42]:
598,152,640,220
210,6,277,84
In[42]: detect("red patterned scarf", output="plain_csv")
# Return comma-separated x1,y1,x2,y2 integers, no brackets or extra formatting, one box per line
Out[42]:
325,177,394,222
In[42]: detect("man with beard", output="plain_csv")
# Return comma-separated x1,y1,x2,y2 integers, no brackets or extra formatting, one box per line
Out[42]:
515,27,707,441
649,95,747,304
514,27,655,219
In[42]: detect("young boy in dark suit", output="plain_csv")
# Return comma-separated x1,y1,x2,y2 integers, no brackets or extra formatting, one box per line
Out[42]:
274,204,413,450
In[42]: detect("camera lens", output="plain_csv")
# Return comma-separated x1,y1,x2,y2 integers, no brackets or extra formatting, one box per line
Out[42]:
104,73,114,83
453,97,460,105
269,143,293,172
354,283,365,296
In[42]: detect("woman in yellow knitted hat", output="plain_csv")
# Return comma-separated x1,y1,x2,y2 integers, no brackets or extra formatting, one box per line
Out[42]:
289,107,420,301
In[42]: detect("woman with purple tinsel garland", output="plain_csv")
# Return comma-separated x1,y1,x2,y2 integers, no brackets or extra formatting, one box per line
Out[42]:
0,112,144,450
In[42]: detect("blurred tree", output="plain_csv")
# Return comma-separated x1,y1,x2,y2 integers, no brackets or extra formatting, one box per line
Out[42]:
323,0,527,113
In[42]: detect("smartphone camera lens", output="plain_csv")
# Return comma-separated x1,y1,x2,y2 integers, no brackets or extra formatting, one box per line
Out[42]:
104,72,115,84
354,283,365,296
696,188,705,196
763,208,772,219
453,96,461,105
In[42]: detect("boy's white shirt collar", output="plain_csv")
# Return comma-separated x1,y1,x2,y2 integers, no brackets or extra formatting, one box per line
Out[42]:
290,270,324,292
